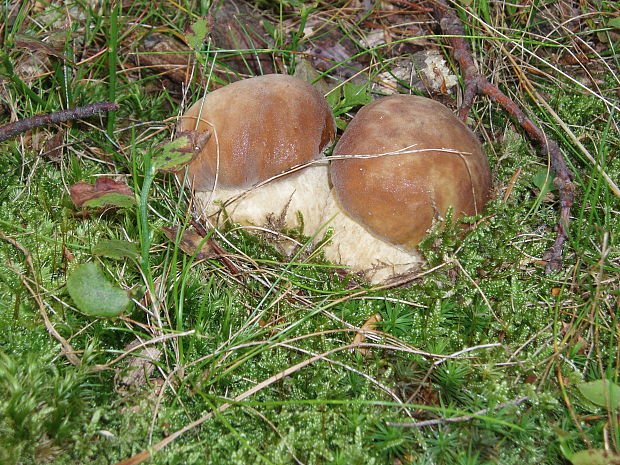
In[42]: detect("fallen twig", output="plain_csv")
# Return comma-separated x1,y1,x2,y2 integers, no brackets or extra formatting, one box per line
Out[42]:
0,101,119,143
387,396,530,428
431,0,576,272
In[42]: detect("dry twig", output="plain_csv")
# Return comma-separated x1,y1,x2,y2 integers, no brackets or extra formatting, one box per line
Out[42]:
0,101,119,143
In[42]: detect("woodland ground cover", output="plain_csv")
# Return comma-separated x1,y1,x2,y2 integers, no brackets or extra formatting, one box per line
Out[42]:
0,1,619,464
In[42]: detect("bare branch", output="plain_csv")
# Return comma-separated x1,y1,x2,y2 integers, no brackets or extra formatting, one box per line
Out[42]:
0,101,119,143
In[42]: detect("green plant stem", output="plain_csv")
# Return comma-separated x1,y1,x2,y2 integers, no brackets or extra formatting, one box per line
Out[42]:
138,164,155,286
106,0,119,139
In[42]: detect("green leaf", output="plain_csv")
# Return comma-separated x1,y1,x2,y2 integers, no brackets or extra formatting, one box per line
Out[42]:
342,82,372,107
82,192,136,209
152,131,210,173
577,379,620,409
185,18,209,51
262,19,275,36
325,86,342,107
66,263,132,317
92,239,138,260
329,82,371,116
609,17,620,30
532,168,557,195
571,449,620,465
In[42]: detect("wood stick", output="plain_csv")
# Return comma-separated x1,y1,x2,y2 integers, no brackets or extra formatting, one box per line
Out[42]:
0,101,119,143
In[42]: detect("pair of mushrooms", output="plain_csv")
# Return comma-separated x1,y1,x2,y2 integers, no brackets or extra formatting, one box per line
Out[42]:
179,74,491,283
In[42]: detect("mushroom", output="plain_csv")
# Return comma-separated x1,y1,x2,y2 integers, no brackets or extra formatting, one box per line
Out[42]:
325,94,492,278
182,78,491,283
178,74,336,235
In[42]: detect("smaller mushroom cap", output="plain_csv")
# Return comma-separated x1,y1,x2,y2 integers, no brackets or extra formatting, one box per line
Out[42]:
330,95,492,249
179,74,336,190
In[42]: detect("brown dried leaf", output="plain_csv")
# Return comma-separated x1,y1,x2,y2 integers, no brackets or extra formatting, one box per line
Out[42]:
353,313,382,356
14,34,73,64
13,50,51,82
302,23,363,80
44,130,64,163
161,226,216,261
118,343,162,388
210,0,275,77
69,177,135,209
63,246,74,263
132,32,201,85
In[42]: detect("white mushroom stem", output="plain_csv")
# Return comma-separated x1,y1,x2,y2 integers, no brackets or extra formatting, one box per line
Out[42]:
194,164,422,283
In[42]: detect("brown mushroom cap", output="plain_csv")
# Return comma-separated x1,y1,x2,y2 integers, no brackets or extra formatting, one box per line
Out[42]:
179,74,336,190
330,95,492,249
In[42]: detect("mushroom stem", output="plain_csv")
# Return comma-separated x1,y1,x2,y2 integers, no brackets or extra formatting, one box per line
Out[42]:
195,163,422,283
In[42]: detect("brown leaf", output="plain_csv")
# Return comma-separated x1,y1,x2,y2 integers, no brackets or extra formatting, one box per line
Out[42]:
525,373,538,384
118,341,162,388
69,177,135,209
131,32,201,85
14,34,74,64
44,130,64,163
302,26,363,80
418,385,439,407
210,1,275,77
63,246,74,263
353,313,382,356
161,226,216,261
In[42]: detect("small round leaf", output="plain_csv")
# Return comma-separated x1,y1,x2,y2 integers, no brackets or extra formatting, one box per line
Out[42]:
577,379,620,410
67,263,132,317
571,449,620,465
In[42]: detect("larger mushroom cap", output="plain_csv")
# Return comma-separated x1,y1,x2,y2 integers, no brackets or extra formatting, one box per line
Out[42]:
330,95,492,249
179,74,336,190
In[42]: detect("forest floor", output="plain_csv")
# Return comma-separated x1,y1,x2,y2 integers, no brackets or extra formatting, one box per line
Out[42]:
0,0,619,464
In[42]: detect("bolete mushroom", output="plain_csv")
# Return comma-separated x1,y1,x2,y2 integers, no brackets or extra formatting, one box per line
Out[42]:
180,74,335,190
178,74,336,232
183,77,491,283
326,94,491,271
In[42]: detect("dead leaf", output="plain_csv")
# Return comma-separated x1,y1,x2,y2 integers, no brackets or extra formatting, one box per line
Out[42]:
118,340,162,388
560,322,589,355
44,130,64,163
210,0,275,77
14,34,74,64
69,177,135,209
13,49,51,82
418,385,439,407
353,313,382,356
63,246,74,263
161,226,216,261
302,22,364,81
131,32,201,85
